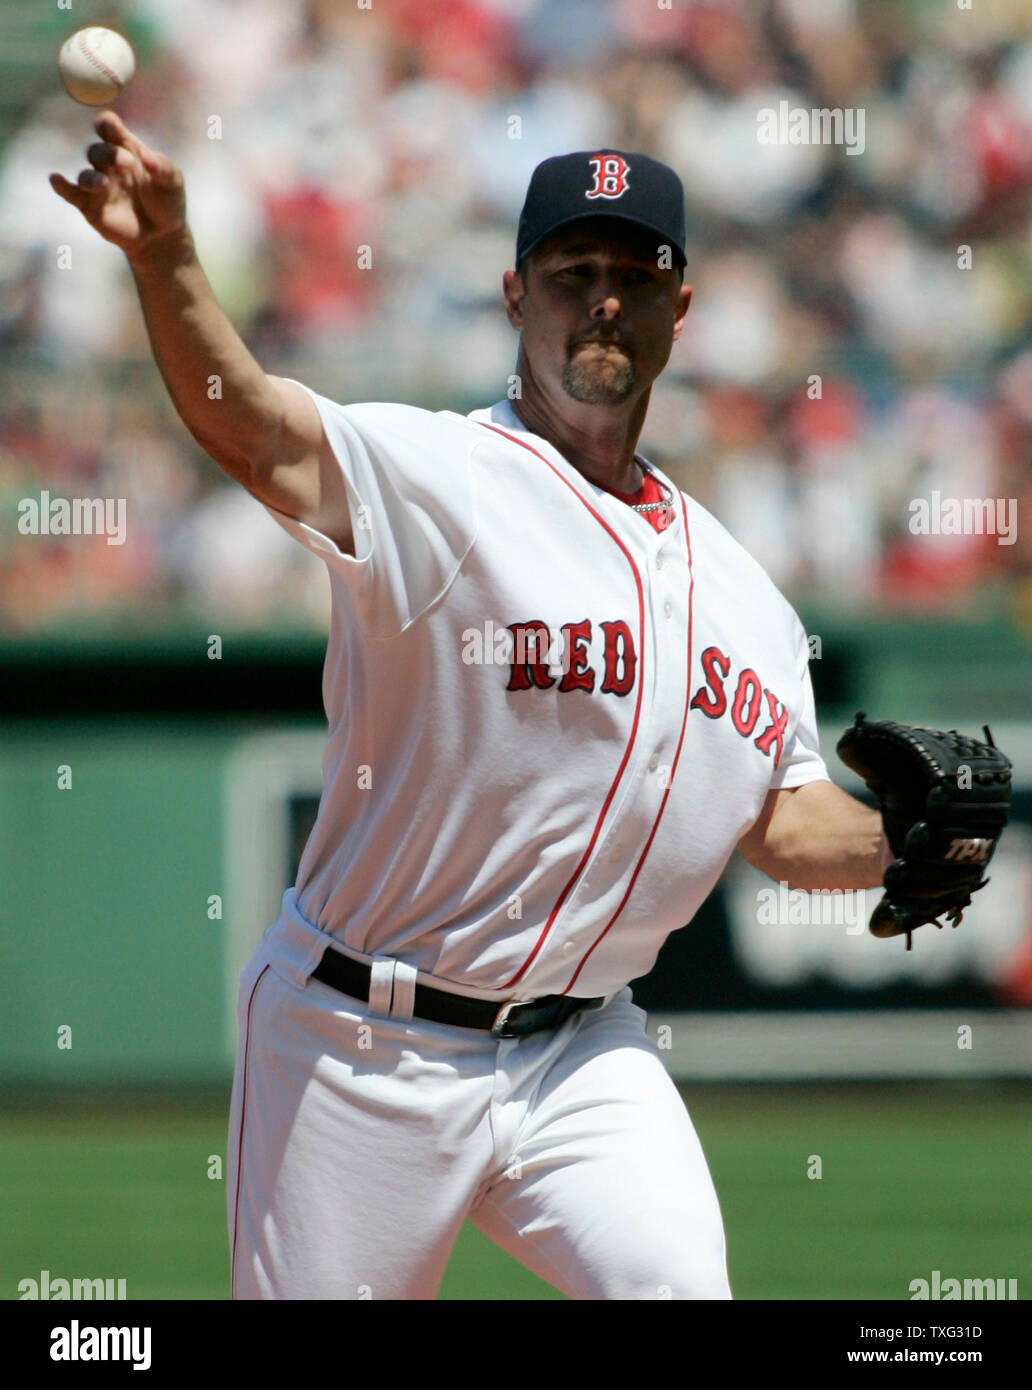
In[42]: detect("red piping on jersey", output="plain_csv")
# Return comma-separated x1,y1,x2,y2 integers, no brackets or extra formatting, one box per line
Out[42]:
230,962,270,1300
562,486,695,995
475,420,646,989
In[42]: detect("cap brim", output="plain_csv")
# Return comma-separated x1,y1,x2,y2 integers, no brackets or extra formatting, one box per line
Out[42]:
518,210,686,269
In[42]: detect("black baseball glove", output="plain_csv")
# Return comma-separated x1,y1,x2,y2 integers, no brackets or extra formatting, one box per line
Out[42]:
837,713,1012,949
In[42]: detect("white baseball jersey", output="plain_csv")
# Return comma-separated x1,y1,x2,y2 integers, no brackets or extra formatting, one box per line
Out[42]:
260,385,829,1000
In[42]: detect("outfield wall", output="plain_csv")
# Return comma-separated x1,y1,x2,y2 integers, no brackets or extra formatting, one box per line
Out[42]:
2,622,1030,1086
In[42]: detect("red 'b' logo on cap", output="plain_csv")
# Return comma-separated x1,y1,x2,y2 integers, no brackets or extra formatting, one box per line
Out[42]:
585,154,630,200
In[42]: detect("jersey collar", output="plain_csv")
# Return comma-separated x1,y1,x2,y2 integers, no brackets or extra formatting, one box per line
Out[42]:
467,399,681,516
466,398,527,433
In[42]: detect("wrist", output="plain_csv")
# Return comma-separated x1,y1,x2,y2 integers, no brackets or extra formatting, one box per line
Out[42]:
126,225,196,277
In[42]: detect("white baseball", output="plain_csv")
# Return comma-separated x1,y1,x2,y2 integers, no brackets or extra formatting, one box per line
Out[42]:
58,27,136,107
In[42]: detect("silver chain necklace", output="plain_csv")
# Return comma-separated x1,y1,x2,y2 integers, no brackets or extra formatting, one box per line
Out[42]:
630,461,675,514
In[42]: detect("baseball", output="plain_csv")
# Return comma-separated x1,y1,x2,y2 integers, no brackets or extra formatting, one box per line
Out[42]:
58,27,136,106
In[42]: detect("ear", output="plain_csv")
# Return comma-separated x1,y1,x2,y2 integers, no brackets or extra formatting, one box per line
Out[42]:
672,283,693,342
503,267,526,331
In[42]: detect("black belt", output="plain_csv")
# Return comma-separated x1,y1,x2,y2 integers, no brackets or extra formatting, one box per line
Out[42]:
311,946,605,1039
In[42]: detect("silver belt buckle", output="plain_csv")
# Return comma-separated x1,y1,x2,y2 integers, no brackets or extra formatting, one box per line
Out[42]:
491,998,532,1039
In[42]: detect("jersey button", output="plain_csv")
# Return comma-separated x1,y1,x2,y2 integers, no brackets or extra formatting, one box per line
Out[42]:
656,553,664,570
561,940,577,956
648,752,659,771
664,599,673,618
609,842,623,862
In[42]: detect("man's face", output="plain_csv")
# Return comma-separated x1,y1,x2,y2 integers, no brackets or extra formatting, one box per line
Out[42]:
504,217,692,408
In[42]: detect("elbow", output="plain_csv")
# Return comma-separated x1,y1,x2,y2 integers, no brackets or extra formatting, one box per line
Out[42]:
191,431,257,490
191,379,286,494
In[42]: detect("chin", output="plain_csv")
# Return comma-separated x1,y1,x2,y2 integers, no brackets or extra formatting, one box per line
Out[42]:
561,360,635,405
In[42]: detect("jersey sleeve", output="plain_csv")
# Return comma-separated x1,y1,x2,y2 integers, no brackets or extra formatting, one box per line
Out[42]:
260,381,479,639
768,615,830,790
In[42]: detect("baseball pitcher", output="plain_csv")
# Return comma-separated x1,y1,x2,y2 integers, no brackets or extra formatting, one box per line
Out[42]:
51,120,1011,1300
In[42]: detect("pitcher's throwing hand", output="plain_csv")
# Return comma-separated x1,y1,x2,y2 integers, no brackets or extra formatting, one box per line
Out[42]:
50,110,187,265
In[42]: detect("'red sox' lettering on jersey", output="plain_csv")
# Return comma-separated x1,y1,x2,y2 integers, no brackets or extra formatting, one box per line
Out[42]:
506,618,637,695
689,644,789,767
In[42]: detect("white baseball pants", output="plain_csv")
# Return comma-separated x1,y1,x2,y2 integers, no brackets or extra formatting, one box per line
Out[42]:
227,910,732,1301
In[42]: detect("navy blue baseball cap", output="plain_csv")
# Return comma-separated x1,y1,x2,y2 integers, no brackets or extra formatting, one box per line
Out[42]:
516,149,687,271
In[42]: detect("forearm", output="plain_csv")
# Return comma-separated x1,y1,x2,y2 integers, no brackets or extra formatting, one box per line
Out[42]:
740,781,892,891
128,229,282,484
779,793,889,891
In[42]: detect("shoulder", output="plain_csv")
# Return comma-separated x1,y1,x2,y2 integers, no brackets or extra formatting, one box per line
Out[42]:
318,398,467,435
338,400,507,431
290,390,488,454
678,487,807,645
464,400,520,430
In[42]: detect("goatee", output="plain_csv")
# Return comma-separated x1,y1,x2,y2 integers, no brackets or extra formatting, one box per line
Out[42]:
562,351,635,404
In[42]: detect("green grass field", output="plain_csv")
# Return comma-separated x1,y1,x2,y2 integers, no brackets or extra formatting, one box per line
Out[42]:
2,1084,1029,1300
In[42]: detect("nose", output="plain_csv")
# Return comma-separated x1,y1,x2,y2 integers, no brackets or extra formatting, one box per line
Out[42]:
590,284,623,320
591,297,622,320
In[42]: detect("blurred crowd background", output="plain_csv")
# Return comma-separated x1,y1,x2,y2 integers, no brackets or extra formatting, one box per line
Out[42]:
1,0,1031,633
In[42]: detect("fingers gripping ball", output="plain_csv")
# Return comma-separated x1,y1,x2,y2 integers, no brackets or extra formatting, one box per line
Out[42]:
837,712,1012,950
59,27,136,107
